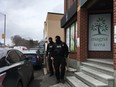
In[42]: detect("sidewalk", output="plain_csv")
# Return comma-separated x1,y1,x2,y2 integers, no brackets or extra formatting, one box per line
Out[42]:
40,73,71,87
49,83,70,87
40,68,72,87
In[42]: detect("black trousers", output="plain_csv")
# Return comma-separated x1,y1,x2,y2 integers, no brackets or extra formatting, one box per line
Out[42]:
54,57,66,81
48,56,54,75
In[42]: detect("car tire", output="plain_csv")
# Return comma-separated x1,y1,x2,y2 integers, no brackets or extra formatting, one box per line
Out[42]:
17,81,23,87
31,71,34,80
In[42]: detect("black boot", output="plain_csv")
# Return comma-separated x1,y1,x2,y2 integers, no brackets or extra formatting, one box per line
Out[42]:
56,79,60,83
61,79,65,84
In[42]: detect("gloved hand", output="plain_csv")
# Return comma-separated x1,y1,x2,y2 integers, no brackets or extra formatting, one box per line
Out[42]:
51,57,54,60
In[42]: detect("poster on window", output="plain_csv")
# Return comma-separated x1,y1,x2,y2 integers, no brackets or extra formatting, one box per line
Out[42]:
71,24,75,51
89,14,111,51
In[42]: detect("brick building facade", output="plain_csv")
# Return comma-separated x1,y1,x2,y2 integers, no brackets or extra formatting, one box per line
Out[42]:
61,0,114,66
113,0,116,70
61,0,116,86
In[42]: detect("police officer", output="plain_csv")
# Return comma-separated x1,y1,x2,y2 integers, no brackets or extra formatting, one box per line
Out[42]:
52,36,68,83
46,37,54,76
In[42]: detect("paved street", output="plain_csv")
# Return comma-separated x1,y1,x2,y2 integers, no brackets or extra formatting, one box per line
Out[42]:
28,68,71,87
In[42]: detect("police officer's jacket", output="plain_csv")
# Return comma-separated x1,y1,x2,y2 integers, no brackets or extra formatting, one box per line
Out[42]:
46,42,54,56
52,41,68,58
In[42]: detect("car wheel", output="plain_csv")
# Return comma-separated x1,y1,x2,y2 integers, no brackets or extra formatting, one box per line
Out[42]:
17,81,23,87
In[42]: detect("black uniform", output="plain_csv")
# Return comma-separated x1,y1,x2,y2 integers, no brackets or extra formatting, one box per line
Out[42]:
52,36,68,83
46,40,54,76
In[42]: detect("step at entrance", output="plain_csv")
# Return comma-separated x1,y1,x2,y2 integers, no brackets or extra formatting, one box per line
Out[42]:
66,59,114,87
66,76,89,87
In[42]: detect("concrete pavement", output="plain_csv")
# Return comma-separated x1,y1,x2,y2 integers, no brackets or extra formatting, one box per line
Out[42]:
40,71,71,87
29,67,73,87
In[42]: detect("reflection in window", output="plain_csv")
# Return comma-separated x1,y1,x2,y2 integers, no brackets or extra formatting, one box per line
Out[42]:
71,23,75,51
66,21,77,52
66,28,70,49
16,50,26,60
7,50,21,63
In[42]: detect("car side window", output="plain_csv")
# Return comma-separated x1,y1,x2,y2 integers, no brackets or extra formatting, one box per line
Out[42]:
16,50,26,60
7,50,21,63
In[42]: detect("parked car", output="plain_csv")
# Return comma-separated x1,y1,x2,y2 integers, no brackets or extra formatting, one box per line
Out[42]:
37,44,46,63
28,48,44,63
22,50,42,68
28,47,39,51
13,46,27,51
0,48,34,87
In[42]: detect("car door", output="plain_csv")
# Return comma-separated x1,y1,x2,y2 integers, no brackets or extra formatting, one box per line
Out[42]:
6,50,29,86
16,50,33,81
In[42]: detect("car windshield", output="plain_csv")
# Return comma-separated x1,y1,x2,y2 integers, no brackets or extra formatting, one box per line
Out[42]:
24,54,37,59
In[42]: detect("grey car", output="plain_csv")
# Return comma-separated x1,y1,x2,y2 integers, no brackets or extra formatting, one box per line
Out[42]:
0,48,34,87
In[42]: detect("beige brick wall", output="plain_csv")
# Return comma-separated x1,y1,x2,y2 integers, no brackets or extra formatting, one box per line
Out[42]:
44,13,64,42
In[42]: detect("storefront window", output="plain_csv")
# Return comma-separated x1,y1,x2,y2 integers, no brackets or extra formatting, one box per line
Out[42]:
66,21,77,52
75,22,77,51
66,28,70,48
71,24,75,51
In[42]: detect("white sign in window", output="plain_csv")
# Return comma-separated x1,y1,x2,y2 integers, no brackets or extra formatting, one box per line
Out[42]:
89,14,111,51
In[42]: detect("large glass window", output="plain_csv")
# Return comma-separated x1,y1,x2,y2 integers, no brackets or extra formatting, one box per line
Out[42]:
71,24,75,51
66,28,70,48
66,21,77,52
